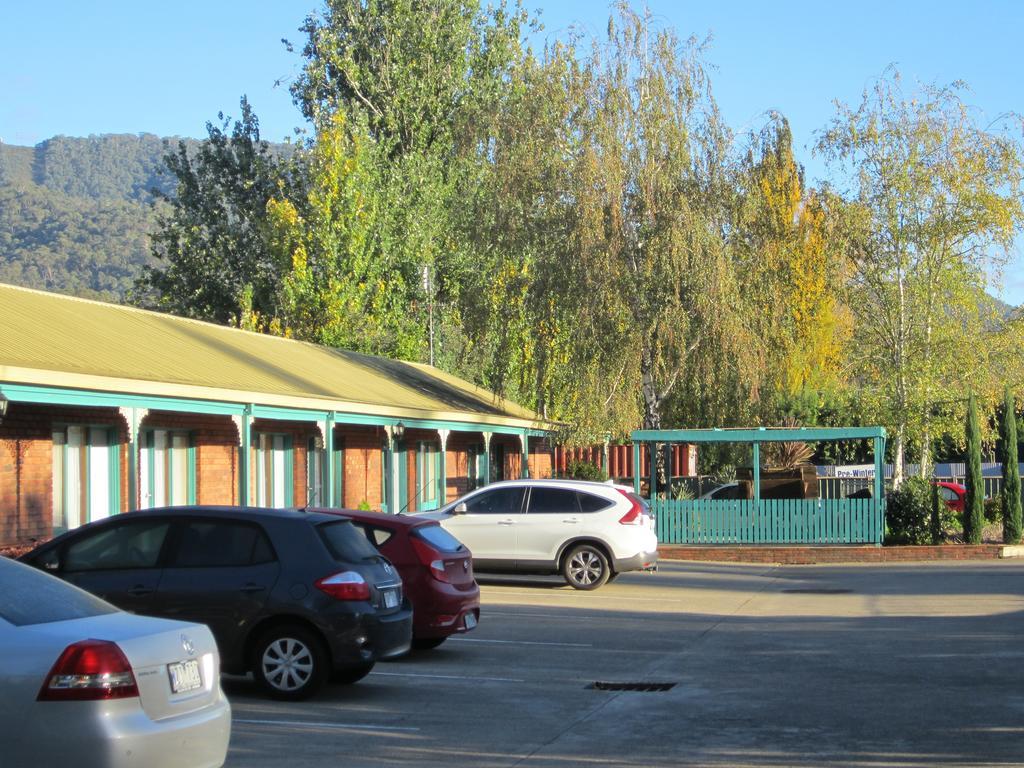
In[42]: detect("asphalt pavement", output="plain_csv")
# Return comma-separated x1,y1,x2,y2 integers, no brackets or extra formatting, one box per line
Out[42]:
224,560,1024,767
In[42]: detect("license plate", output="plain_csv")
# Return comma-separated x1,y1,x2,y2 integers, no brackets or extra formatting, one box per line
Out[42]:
383,588,399,609
463,612,477,630
168,659,202,694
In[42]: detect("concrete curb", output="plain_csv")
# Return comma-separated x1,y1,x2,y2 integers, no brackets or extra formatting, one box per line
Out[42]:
658,544,1010,565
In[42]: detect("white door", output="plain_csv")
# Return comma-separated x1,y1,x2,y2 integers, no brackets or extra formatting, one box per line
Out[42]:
517,486,584,564
442,486,525,562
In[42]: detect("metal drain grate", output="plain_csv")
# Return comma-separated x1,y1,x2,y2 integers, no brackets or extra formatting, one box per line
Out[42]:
781,588,852,594
589,681,676,692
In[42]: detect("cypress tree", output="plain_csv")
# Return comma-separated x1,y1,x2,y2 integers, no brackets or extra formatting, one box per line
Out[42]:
1002,387,1022,544
964,392,984,544
930,480,943,544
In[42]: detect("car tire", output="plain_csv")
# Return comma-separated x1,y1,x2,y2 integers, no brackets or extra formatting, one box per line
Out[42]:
253,625,329,700
412,636,447,651
331,662,375,684
562,544,610,590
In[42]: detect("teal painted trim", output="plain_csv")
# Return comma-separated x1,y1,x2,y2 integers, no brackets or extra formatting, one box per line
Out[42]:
381,446,390,513
439,437,447,507
397,441,408,512
633,443,641,495
649,444,657,499
320,410,549,436
521,431,529,479
632,426,887,443
324,414,335,506
251,405,331,422
108,428,120,514
752,442,761,503
284,435,294,507
332,440,344,507
1,383,245,416
238,409,252,505
187,437,197,505
482,439,491,489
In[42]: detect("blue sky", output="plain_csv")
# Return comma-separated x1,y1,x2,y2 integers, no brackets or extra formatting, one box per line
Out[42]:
2,1,1022,302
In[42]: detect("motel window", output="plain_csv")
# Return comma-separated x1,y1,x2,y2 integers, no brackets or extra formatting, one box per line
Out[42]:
140,429,194,509
256,433,293,508
52,425,120,533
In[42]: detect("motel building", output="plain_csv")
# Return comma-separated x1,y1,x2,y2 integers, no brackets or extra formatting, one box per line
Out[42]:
0,283,556,547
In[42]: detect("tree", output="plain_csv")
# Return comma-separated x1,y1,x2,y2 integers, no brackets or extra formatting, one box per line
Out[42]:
818,71,1024,486
1002,386,1022,544
137,98,294,324
964,391,984,543
577,3,736,434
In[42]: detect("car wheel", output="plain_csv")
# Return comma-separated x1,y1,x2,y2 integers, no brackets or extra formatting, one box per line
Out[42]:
331,662,375,684
253,625,329,700
562,544,610,590
412,636,447,651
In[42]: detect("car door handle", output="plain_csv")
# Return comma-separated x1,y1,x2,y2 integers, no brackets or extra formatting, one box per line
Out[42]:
127,585,154,596
240,583,266,594
562,518,580,524
498,520,515,525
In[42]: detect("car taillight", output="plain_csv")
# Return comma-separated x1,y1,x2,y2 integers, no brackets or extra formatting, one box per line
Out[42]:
315,570,371,601
616,490,644,525
410,535,450,583
37,639,139,701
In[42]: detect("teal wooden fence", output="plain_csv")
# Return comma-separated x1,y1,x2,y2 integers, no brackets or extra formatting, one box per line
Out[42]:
651,498,884,545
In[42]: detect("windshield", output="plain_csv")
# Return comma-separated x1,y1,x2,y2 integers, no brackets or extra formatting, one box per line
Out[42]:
0,556,116,627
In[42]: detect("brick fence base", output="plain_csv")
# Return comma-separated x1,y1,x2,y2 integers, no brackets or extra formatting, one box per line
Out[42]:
658,544,1013,565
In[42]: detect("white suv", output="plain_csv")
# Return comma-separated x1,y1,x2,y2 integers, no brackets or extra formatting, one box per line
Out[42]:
416,479,658,590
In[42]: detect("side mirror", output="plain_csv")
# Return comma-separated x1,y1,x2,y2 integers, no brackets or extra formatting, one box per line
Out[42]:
453,502,468,515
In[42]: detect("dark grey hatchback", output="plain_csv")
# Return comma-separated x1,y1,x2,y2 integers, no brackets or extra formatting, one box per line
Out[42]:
20,506,413,700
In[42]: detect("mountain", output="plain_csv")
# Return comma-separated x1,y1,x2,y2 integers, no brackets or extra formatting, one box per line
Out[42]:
0,134,199,302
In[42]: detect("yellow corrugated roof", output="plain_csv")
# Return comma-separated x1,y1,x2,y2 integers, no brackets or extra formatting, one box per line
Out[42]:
0,283,549,428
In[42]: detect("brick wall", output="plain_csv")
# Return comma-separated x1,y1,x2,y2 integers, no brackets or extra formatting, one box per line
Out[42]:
338,425,385,510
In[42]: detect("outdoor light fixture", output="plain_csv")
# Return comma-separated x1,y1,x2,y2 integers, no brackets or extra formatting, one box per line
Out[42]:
393,421,405,440
0,392,8,425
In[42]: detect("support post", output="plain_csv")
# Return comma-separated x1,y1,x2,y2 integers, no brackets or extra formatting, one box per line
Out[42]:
482,432,492,486
874,435,885,544
323,415,335,506
118,407,147,511
520,431,529,478
649,444,658,500
438,429,450,505
752,442,761,504
633,442,641,495
232,407,252,505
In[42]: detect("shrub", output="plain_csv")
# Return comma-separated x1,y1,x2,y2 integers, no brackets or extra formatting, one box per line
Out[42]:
561,460,608,482
885,477,932,545
984,494,1002,525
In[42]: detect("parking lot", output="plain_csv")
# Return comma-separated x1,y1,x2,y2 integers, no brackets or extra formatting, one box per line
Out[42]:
224,560,1024,767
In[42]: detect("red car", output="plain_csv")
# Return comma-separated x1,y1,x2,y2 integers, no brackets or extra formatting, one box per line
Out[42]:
310,508,480,649
935,481,967,513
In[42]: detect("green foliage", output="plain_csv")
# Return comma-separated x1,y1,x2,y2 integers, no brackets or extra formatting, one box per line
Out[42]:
965,392,984,543
929,481,943,544
559,460,608,482
136,98,296,324
885,476,933,545
1002,387,1022,543
0,181,157,302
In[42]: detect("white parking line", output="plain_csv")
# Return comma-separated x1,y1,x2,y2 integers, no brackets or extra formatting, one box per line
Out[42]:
234,718,420,732
371,671,524,682
449,637,592,648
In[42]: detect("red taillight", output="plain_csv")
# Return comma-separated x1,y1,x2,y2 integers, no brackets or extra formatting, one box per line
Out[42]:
410,535,450,583
315,571,371,601
37,639,139,701
616,490,644,525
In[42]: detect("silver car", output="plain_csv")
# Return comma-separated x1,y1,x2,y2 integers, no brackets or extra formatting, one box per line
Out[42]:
0,555,230,768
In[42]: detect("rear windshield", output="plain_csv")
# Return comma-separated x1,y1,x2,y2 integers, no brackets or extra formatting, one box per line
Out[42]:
414,524,466,553
0,557,116,627
317,520,382,563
